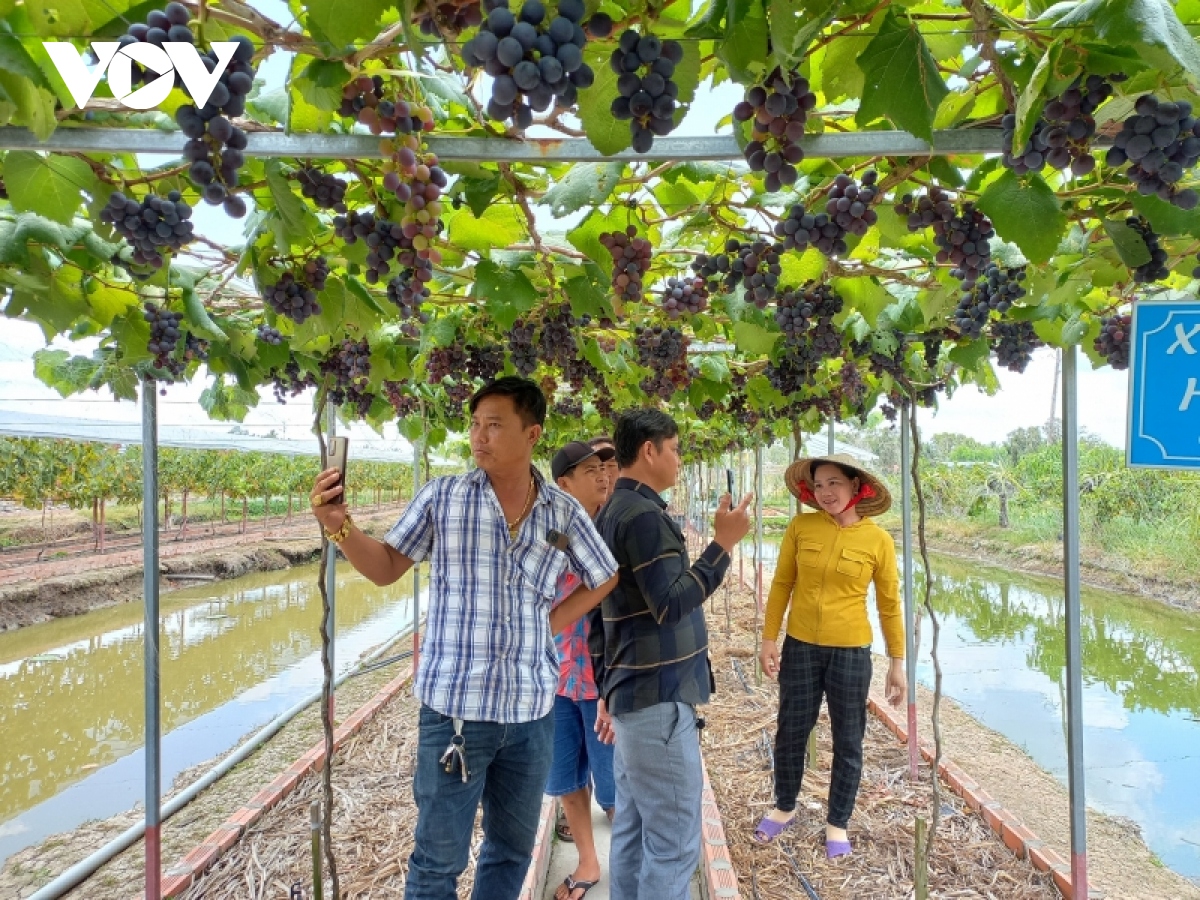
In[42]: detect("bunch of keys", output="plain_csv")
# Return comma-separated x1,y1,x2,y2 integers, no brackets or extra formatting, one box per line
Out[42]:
439,718,470,783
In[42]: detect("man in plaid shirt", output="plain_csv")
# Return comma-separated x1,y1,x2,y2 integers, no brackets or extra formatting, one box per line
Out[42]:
590,410,752,900
309,378,618,900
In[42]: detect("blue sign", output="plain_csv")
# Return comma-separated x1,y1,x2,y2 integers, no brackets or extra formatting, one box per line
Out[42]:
1128,300,1200,469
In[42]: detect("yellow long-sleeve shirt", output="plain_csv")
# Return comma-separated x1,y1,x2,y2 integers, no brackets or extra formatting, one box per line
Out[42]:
763,511,904,658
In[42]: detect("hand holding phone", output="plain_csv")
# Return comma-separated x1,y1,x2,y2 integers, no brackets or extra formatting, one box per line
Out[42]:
726,468,735,497
326,437,349,506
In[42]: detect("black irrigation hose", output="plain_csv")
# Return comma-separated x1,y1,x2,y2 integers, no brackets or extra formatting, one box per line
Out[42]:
351,647,415,676
783,847,823,900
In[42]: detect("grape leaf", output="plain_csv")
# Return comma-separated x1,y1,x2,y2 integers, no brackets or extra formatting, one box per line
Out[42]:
448,204,526,255
473,259,538,331
303,0,389,52
0,22,51,87
265,160,316,245
577,45,632,157
540,162,625,217
1131,193,1200,238
977,169,1066,264
457,173,504,219
719,0,769,82
818,33,869,101
770,0,839,69
1102,218,1152,267
833,276,891,327
296,59,348,112
780,248,826,286
948,339,991,369
183,288,228,341
732,320,780,355
564,274,615,321
4,152,96,224
567,205,633,267
1046,0,1200,85
699,355,730,383
1012,40,1062,153
855,9,948,142
86,282,138,328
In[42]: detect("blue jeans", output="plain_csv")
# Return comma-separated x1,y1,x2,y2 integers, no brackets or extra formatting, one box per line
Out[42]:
544,694,616,811
609,702,703,900
405,704,555,900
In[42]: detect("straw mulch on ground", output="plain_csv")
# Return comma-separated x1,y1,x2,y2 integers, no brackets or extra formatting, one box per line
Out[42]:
180,686,486,899
702,577,1058,900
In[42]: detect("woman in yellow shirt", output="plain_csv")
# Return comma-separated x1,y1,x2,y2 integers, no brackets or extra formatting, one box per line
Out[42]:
753,454,906,858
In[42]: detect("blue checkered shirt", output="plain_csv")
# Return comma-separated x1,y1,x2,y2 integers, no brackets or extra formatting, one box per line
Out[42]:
384,467,617,723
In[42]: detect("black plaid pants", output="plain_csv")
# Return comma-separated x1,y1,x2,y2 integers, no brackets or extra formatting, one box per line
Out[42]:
773,637,872,828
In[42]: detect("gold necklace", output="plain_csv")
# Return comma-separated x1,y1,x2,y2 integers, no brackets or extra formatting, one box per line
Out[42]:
506,478,536,537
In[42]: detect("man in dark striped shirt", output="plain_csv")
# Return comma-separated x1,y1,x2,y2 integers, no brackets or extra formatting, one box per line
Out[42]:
590,409,752,900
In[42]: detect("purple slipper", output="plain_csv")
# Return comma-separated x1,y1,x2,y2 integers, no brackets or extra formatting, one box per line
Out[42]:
826,839,852,859
752,815,795,845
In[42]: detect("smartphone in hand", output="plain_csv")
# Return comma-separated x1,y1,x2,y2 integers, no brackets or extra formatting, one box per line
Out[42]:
726,467,735,497
327,437,349,505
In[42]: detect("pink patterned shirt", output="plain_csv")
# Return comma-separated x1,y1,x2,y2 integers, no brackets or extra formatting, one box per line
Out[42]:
551,570,598,701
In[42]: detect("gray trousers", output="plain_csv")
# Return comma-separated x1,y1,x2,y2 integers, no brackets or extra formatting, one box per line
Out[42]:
609,702,702,900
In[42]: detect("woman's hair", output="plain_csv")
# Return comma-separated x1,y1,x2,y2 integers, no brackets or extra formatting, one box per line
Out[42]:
812,461,860,483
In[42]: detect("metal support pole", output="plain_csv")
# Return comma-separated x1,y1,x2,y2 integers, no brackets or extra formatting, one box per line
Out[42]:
412,433,423,669
141,377,161,899
322,402,337,723
827,417,835,455
1061,346,1089,897
754,443,764,687
0,125,1053,161
900,402,919,779
754,444,764,614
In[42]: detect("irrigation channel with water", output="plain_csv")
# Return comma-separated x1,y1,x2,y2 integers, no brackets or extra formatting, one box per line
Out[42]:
0,564,421,869
0,546,1198,885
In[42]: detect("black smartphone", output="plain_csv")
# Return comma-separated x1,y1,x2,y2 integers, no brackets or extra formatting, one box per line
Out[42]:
726,467,735,497
327,436,349,504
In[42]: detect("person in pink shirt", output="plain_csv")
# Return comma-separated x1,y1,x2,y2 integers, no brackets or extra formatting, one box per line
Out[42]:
546,440,617,900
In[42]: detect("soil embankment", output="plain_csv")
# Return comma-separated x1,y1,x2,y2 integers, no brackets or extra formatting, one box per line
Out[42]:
882,521,1200,613
0,508,402,631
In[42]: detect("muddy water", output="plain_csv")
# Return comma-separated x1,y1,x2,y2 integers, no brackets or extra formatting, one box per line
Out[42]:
750,538,1200,881
0,564,419,865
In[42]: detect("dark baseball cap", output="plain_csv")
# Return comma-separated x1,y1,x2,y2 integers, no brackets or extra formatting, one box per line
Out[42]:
551,441,616,480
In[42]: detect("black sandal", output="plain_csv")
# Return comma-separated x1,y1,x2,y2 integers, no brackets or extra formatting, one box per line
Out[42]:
558,875,599,899
555,809,574,843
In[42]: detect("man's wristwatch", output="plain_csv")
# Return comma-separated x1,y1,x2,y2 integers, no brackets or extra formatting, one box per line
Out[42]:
325,514,354,544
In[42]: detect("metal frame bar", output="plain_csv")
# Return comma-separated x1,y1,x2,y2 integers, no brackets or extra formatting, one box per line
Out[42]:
0,126,1022,161
141,377,161,900
1061,345,1089,896
900,401,919,780
322,402,337,723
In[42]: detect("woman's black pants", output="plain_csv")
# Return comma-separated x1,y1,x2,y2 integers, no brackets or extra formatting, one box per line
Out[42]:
773,637,872,829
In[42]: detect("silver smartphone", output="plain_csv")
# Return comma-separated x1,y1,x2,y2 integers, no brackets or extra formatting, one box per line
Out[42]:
327,437,349,504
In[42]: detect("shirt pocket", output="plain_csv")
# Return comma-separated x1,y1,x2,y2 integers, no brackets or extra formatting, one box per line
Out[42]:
798,541,823,568
515,539,564,601
835,548,873,582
